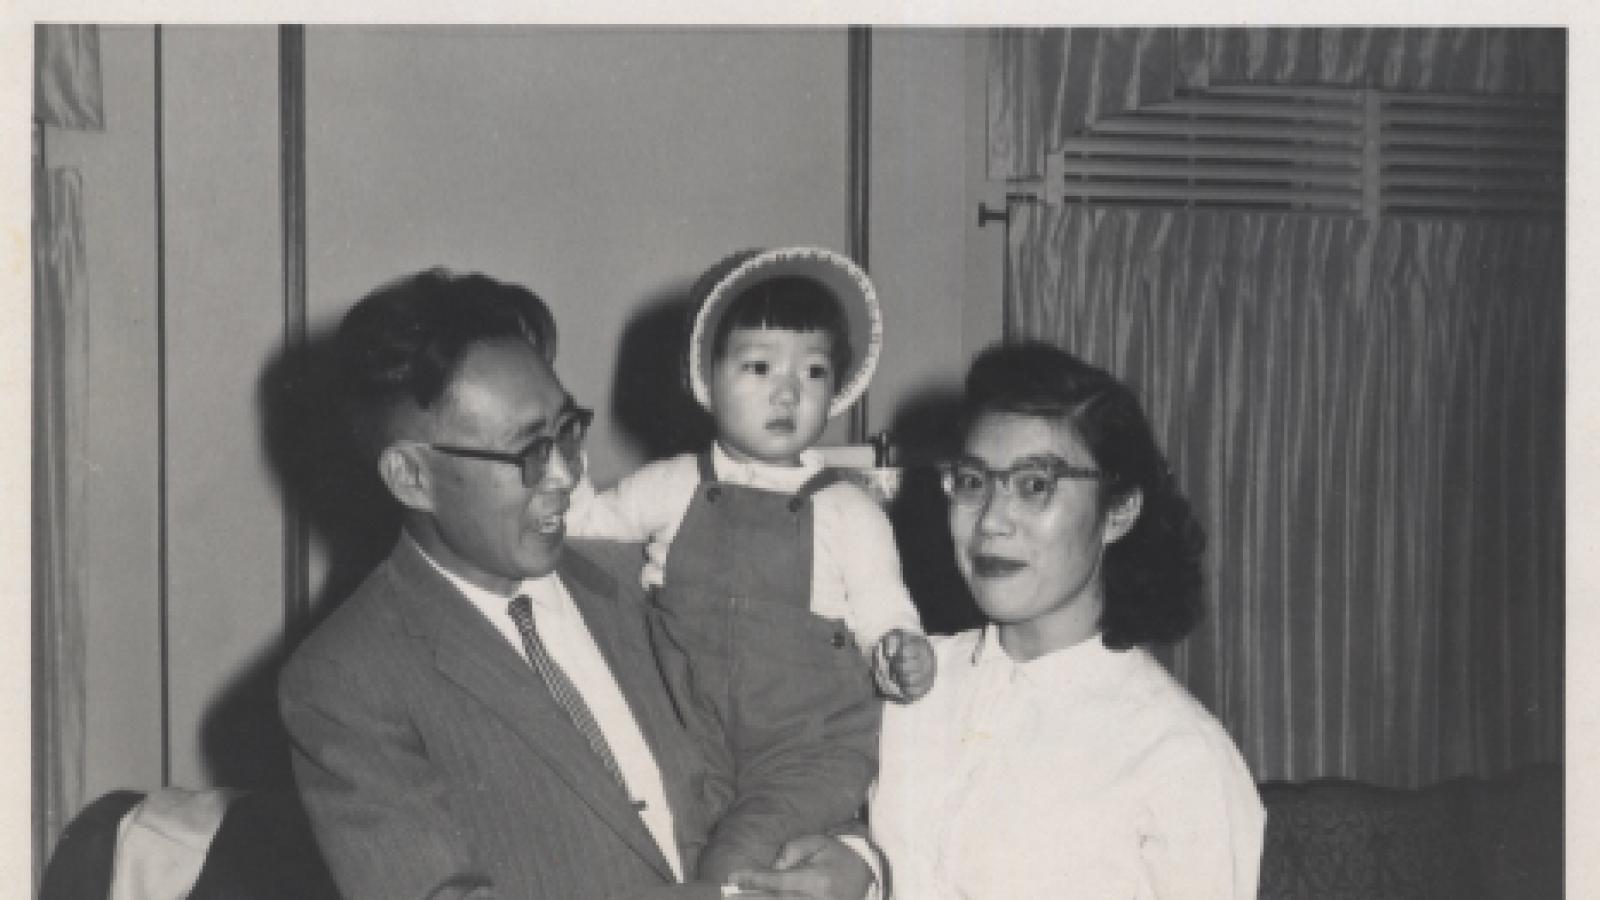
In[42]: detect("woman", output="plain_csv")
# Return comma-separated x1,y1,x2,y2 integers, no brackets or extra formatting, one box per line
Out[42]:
871,342,1263,899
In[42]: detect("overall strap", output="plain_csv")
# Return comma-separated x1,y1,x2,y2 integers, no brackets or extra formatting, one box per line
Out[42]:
794,467,845,503
695,448,718,484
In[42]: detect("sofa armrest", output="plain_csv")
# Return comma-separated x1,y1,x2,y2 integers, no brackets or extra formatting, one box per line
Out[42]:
1257,778,1475,899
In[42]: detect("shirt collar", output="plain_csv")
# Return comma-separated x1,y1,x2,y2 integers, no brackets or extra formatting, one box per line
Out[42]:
968,623,1129,687
710,441,824,491
408,533,564,611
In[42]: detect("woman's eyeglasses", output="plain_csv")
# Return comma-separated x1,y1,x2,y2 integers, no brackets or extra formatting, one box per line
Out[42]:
430,406,594,487
938,456,1101,512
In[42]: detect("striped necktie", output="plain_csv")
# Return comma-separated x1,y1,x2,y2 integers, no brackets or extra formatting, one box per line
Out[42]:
507,595,632,798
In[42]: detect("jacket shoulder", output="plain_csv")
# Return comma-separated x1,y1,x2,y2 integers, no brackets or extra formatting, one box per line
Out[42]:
285,560,413,672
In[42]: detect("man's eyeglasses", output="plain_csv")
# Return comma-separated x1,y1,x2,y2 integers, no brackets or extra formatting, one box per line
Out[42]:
938,455,1102,512
429,406,593,487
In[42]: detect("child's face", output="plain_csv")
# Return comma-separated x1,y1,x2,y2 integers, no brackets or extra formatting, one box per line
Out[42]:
709,326,836,466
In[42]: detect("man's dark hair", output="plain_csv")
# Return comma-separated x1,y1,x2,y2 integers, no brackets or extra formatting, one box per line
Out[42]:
336,268,556,463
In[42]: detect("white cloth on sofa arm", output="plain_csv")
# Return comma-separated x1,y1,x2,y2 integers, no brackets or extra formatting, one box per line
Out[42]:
109,787,241,900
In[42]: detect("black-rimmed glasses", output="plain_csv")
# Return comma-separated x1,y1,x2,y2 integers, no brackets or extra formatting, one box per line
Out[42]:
938,455,1101,512
430,406,593,487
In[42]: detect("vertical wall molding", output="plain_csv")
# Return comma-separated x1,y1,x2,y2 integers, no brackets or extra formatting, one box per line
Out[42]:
847,26,871,443
152,24,172,787
280,25,311,633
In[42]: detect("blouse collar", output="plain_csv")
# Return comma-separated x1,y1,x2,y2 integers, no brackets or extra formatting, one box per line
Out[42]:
968,623,1133,688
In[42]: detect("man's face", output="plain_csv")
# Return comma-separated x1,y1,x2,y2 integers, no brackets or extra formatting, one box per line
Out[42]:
407,337,579,594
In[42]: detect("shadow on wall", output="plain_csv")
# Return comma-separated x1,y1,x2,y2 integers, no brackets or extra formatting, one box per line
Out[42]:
258,325,401,615
607,287,715,465
196,641,298,791
882,386,985,636
200,328,402,790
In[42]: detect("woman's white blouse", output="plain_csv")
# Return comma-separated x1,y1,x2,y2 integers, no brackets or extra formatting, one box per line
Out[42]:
871,627,1264,900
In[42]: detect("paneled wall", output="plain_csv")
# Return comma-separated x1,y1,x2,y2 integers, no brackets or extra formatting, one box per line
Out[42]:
302,26,853,485
158,27,290,790
46,24,167,801
48,25,983,798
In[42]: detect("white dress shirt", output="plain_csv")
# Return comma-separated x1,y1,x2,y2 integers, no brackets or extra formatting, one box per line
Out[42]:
871,627,1264,900
567,444,923,649
417,542,685,882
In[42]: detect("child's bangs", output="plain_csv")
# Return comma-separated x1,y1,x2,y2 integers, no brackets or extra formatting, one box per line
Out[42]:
722,276,846,336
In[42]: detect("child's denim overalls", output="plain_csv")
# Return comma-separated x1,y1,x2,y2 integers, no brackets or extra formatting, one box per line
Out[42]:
651,450,881,880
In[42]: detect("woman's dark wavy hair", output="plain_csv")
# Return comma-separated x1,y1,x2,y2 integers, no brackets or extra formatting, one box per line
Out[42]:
336,267,557,464
961,341,1205,649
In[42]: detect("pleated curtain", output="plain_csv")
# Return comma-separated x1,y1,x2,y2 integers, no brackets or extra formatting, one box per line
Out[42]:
989,27,1565,181
991,29,1564,788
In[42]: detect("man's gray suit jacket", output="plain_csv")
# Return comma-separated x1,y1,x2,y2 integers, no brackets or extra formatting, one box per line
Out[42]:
280,538,718,900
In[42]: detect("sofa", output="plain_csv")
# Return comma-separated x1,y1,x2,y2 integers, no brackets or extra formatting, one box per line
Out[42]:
1257,764,1562,899
46,765,1560,899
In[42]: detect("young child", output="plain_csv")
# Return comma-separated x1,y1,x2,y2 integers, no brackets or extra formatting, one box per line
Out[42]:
568,246,936,885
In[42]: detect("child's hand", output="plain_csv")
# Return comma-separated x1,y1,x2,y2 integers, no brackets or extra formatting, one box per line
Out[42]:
639,535,669,590
874,629,936,702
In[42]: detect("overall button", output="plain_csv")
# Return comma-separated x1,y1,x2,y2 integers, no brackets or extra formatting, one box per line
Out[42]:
787,498,803,513
831,631,849,649
706,485,722,502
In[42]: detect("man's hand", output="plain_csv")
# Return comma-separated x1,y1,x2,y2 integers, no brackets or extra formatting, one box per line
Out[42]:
726,835,872,900
617,884,726,900
874,629,936,702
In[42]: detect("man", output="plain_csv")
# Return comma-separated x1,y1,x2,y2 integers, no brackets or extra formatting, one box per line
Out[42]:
279,270,873,900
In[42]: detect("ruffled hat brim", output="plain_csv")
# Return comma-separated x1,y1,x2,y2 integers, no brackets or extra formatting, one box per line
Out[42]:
684,246,882,420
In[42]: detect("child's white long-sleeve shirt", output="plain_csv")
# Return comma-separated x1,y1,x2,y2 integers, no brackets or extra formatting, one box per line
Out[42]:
568,443,924,649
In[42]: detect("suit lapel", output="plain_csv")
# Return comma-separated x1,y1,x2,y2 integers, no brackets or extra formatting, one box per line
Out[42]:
386,540,676,882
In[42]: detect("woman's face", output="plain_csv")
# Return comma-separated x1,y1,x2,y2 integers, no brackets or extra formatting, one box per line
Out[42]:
949,410,1124,657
